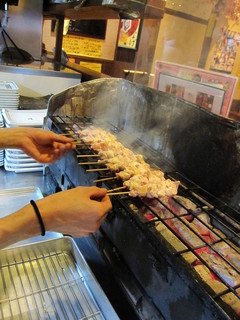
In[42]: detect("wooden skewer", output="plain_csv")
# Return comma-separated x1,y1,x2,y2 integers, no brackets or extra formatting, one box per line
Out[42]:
86,168,109,172
94,176,118,183
107,191,130,196
107,186,126,192
75,142,87,146
77,154,100,158
60,133,74,136
78,161,103,165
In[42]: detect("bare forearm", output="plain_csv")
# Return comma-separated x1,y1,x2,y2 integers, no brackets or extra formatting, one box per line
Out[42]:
0,186,112,249
0,127,27,150
0,204,41,249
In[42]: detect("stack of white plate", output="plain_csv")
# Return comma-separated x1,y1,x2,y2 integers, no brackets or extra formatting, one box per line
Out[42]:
0,112,4,166
2,108,47,173
0,80,19,110
4,149,45,173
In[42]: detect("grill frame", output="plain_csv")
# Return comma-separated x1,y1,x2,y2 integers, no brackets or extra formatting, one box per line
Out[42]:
44,79,240,319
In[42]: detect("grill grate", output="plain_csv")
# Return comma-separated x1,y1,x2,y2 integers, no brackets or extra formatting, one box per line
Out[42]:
49,115,240,318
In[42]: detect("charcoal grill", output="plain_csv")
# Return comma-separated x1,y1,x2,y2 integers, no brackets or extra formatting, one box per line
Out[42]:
44,78,240,320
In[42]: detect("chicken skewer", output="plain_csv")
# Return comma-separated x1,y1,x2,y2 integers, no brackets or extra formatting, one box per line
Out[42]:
107,191,130,196
93,176,118,183
77,154,100,158
77,126,180,199
107,186,127,193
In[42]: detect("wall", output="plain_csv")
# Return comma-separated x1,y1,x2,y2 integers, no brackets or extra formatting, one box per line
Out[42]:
149,14,207,87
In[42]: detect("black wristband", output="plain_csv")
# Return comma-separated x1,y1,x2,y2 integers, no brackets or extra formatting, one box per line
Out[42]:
30,200,45,236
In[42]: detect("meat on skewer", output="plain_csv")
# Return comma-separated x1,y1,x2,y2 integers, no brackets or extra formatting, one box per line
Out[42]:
78,126,180,199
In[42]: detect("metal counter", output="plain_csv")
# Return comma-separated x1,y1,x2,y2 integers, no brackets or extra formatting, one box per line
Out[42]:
0,167,47,194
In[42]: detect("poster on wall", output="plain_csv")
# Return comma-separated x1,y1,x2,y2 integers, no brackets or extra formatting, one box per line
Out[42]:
154,61,238,116
62,34,103,58
158,73,225,114
210,27,240,74
118,19,141,50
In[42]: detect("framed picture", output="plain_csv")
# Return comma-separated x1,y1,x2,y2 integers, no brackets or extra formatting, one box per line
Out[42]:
210,27,240,74
158,73,225,115
154,61,238,116
118,19,141,50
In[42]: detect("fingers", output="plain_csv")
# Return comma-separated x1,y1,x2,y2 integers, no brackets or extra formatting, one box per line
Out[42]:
89,186,107,199
88,187,112,212
49,131,75,144
100,195,113,213
53,142,73,158
83,187,112,210
44,141,75,163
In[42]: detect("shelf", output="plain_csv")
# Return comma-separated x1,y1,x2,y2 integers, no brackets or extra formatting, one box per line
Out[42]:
43,0,165,20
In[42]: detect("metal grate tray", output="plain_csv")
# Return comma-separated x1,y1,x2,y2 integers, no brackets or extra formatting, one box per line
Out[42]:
0,237,119,320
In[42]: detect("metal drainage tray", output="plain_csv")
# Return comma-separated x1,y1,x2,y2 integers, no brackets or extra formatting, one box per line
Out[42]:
0,236,119,320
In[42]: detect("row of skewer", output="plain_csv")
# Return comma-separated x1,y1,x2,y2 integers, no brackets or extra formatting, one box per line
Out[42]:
61,126,179,199
61,130,130,196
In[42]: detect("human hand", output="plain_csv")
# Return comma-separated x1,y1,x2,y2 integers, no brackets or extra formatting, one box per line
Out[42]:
1,127,76,163
37,186,112,237
0,187,111,249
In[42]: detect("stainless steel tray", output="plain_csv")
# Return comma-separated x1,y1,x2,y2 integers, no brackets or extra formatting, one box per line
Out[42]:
0,236,119,319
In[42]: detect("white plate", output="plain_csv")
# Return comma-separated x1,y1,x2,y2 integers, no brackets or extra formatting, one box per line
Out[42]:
1,107,18,112
0,92,19,96
0,102,19,106
0,80,19,92
4,159,42,168
6,148,26,154
1,101,19,104
5,154,38,163
5,150,30,158
2,108,47,127
0,97,19,101
0,106,18,109
0,97,19,102
4,163,43,173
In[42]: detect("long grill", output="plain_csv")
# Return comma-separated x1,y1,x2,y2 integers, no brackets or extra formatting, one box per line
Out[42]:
44,79,240,320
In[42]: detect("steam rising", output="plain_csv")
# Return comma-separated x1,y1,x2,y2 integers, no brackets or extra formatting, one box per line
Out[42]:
47,78,240,210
